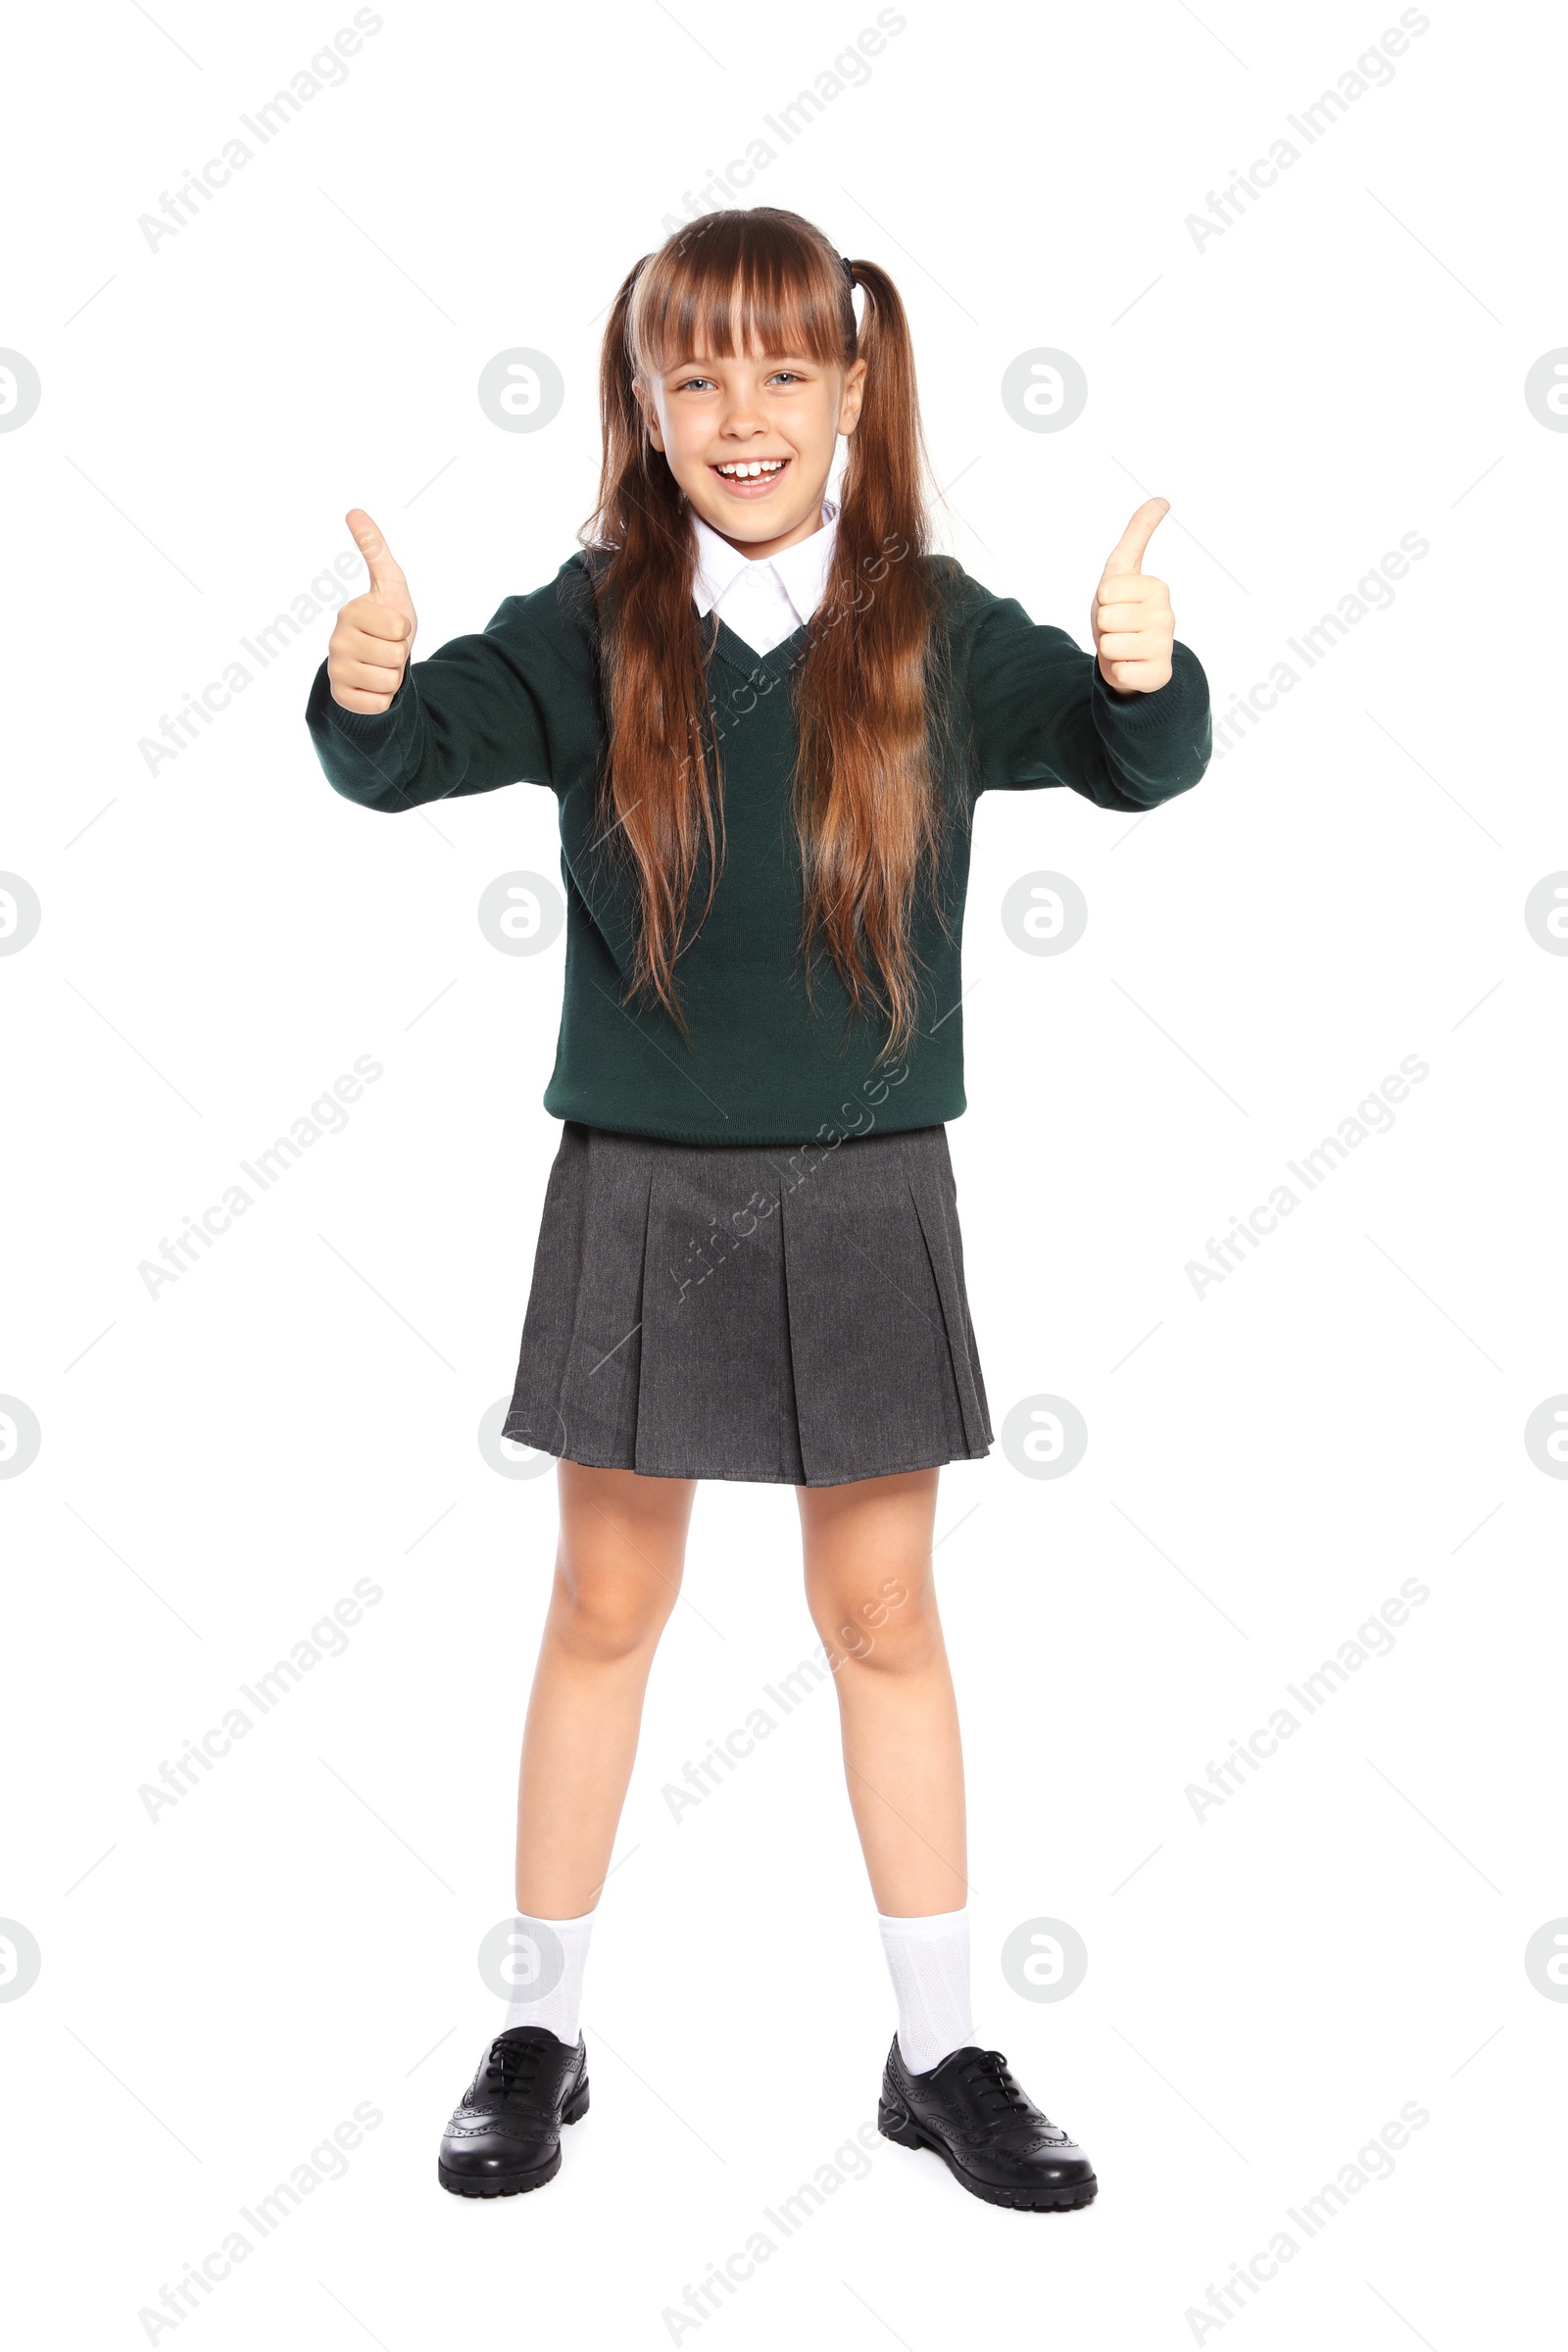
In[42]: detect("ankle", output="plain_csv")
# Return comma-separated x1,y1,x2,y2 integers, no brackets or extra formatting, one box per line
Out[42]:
878,1905,973,2076
495,1906,597,2045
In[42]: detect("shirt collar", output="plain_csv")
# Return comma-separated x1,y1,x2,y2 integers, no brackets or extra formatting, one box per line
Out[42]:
691,497,840,631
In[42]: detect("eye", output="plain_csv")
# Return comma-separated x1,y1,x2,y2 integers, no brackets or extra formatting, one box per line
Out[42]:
673,374,715,393
768,369,805,385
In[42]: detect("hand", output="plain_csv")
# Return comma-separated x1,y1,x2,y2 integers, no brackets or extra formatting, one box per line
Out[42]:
328,509,418,712
1091,498,1175,694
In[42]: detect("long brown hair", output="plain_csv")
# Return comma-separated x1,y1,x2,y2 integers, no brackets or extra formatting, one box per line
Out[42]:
581,207,952,1062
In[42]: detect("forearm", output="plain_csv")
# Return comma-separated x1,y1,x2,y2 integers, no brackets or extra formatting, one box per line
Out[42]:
305,610,573,813
1080,637,1213,810
305,660,438,812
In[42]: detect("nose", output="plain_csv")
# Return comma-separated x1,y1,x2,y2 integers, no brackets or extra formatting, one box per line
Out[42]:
718,398,768,438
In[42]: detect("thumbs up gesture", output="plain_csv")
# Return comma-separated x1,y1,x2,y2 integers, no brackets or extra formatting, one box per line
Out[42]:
327,509,418,712
1091,498,1175,694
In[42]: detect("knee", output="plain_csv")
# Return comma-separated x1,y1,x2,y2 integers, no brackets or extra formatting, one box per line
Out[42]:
549,1557,676,1663
811,1575,937,1674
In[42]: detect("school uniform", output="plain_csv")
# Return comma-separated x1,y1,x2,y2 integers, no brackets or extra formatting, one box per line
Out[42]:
305,511,1211,1487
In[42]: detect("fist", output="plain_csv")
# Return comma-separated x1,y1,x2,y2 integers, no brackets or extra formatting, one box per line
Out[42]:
1091,497,1175,694
328,509,418,713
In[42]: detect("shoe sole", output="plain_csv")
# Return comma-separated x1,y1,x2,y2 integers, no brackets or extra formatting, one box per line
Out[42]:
878,2100,1097,2212
437,2080,589,2197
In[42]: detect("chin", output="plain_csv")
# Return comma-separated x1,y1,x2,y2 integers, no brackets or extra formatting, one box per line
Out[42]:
688,482,823,543
707,507,810,540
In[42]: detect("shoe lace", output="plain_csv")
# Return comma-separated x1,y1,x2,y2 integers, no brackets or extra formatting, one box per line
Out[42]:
482,2032,550,2098
955,2048,1033,2118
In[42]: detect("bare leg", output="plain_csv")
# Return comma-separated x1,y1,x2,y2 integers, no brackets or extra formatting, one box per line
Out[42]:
796,1467,968,1916
514,1459,697,1917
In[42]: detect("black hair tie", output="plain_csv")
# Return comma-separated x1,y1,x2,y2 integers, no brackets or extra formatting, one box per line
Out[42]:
841,253,857,283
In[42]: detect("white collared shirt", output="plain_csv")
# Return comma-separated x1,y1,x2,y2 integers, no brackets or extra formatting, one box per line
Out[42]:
692,497,839,658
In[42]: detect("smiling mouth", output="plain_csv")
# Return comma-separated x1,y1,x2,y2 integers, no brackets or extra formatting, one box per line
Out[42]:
710,457,791,491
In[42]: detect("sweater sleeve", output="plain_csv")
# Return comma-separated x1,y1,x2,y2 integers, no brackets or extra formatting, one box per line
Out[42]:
962,589,1212,813
304,560,600,814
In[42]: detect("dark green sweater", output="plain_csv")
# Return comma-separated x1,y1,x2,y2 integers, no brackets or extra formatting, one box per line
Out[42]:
305,552,1211,1146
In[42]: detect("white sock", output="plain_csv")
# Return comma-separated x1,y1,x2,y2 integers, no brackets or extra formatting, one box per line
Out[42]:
500,1908,596,2046
878,1906,973,2075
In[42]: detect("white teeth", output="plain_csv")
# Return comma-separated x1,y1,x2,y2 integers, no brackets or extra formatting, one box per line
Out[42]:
717,459,785,477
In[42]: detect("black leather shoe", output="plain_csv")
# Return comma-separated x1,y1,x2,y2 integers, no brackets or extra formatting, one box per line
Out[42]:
438,2025,589,2196
878,2037,1097,2210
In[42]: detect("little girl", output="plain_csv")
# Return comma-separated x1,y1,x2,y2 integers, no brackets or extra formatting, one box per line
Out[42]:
306,206,1211,2212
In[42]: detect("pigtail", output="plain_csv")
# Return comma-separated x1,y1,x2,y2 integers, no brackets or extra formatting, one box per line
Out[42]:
794,256,945,1062
582,257,723,1041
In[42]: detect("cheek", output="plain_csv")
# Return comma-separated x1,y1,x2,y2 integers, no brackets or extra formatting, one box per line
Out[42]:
660,407,710,466
785,394,841,455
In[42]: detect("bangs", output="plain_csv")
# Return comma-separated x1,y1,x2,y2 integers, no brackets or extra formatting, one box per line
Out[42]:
629,210,853,378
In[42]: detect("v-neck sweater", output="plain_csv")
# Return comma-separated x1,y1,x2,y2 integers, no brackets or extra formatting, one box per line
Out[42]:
304,551,1212,1146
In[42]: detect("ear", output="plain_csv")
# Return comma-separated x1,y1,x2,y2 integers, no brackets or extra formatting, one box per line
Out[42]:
838,357,868,437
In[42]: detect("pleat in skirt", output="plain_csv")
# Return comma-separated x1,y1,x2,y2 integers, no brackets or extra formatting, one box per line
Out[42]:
501,1119,994,1487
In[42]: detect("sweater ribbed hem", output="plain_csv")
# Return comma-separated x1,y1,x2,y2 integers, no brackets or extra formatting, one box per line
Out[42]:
538,1102,966,1148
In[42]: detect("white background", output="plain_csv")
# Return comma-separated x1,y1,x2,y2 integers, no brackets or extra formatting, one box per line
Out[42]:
3,0,1563,2344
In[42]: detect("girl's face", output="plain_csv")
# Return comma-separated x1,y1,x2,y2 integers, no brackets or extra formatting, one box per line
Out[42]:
636,344,867,561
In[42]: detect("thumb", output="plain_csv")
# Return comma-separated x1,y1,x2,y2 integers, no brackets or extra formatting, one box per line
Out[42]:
1102,497,1170,580
346,508,412,611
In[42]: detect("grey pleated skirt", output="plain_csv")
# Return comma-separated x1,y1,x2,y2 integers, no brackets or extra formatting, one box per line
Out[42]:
502,1120,994,1487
